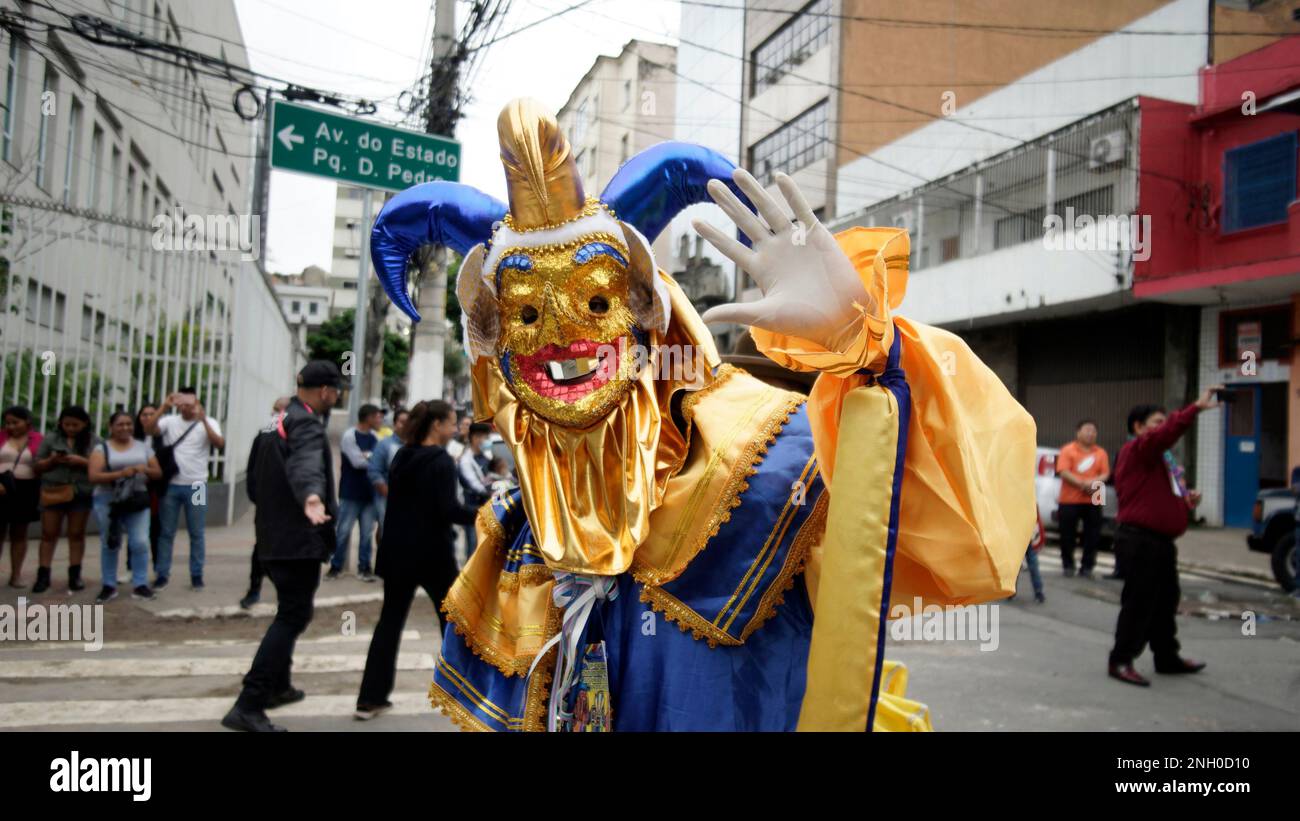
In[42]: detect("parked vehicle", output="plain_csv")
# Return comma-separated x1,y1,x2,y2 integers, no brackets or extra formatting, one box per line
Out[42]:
1034,446,1118,550
1246,487,1297,591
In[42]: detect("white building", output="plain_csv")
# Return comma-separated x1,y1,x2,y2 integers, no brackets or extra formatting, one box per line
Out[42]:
0,0,300,523
557,40,678,268
331,183,406,334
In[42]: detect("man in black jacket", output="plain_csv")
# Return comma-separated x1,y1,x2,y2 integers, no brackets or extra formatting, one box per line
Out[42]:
355,399,479,720
222,361,344,733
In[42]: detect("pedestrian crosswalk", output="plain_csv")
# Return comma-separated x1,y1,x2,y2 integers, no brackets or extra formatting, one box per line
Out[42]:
0,629,454,731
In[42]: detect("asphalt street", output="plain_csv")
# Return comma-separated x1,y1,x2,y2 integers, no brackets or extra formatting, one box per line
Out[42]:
1,515,1297,731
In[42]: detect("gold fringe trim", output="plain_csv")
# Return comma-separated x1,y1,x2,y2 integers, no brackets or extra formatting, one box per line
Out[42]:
497,562,556,593
521,643,556,732
634,382,806,587
427,680,493,733
440,593,561,678
639,584,741,649
740,490,828,642
477,503,505,548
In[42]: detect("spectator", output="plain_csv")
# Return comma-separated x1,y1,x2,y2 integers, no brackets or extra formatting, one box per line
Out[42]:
1056,420,1110,578
445,412,470,462
88,411,163,603
145,387,225,591
485,455,515,498
1107,386,1222,687
240,396,292,610
368,407,410,545
456,422,492,560
355,399,479,720
0,406,43,588
328,403,383,582
223,361,343,733
1015,511,1046,603
32,405,97,594
133,403,164,566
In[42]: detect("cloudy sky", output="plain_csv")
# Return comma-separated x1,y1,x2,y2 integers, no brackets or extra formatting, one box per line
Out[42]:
232,0,681,274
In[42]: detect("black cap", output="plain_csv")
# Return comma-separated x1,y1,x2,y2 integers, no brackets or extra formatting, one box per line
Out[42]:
297,360,349,389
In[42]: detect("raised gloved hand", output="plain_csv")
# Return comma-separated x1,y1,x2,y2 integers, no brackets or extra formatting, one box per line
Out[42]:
694,168,874,351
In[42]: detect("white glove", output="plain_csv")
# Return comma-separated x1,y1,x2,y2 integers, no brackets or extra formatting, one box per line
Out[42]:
695,169,874,351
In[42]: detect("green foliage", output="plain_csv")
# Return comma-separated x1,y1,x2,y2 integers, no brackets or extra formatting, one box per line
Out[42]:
0,349,117,433
307,308,410,401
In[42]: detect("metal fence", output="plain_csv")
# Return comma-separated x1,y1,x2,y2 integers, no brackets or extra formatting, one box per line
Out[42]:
0,193,299,518
831,100,1141,273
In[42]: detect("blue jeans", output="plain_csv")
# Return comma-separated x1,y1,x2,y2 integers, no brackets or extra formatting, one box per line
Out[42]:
95,495,150,589
156,482,207,581
332,497,378,573
374,495,387,543
1024,544,1043,596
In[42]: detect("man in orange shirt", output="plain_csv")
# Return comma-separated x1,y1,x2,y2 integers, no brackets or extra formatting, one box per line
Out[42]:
1057,420,1110,578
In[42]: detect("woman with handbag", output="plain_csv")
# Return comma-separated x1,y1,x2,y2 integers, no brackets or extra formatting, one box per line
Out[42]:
89,411,162,603
32,405,98,594
0,405,43,588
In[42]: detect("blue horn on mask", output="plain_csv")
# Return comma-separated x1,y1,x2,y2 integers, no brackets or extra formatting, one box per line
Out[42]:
600,142,757,244
369,181,508,322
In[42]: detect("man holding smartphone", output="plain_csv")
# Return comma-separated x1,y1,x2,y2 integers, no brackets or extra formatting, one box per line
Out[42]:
144,387,224,590
1107,385,1223,687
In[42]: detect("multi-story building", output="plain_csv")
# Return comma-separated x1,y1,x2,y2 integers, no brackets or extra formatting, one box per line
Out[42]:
330,183,406,334
712,0,1300,525
0,0,298,523
557,39,678,267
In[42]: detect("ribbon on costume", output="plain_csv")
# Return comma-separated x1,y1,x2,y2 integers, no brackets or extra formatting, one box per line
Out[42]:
525,572,619,732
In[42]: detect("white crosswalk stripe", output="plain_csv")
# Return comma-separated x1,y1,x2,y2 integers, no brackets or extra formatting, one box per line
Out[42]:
0,692,433,728
0,628,449,731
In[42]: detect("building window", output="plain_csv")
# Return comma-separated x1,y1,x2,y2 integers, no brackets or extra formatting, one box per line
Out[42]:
751,0,831,96
620,133,629,165
309,301,319,316
1223,132,1298,234
62,98,82,204
573,98,590,147
748,100,828,185
35,63,57,190
87,124,103,210
623,79,632,111
291,300,301,313
1217,305,1292,367
941,236,960,263
994,184,1114,251
3,36,20,164
26,281,66,331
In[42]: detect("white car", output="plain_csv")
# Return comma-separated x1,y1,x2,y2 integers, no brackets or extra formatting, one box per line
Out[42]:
1034,445,1118,548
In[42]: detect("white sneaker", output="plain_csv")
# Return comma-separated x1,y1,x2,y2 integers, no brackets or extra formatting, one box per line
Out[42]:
353,702,392,721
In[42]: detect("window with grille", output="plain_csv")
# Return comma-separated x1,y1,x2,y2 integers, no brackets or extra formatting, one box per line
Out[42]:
1223,132,1298,233
751,0,831,96
748,100,828,186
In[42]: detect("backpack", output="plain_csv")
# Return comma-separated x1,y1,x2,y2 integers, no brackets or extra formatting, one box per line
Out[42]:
155,421,200,482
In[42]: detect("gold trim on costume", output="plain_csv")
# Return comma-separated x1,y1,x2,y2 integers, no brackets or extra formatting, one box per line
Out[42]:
428,680,493,732
740,490,828,642
714,455,818,629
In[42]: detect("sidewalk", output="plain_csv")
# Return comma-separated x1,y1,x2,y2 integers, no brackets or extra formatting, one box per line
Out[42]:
0,507,387,619
1176,526,1273,583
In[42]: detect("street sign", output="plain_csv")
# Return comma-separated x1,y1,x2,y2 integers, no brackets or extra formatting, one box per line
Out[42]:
269,100,460,191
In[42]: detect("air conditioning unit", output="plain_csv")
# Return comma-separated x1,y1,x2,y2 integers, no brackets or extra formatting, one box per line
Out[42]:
1089,130,1127,169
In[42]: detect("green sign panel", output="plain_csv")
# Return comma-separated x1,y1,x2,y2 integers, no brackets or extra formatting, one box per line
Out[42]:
269,100,460,191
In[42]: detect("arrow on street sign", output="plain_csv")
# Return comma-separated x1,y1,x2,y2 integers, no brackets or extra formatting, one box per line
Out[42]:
277,124,304,151
269,100,460,191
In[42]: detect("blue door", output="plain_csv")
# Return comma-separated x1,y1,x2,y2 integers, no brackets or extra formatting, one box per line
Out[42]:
1223,384,1261,529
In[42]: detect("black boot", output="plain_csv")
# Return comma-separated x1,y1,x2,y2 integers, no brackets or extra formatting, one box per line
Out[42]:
68,564,85,592
32,566,51,594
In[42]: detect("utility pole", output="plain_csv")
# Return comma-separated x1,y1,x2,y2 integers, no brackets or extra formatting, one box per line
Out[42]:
407,0,458,402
